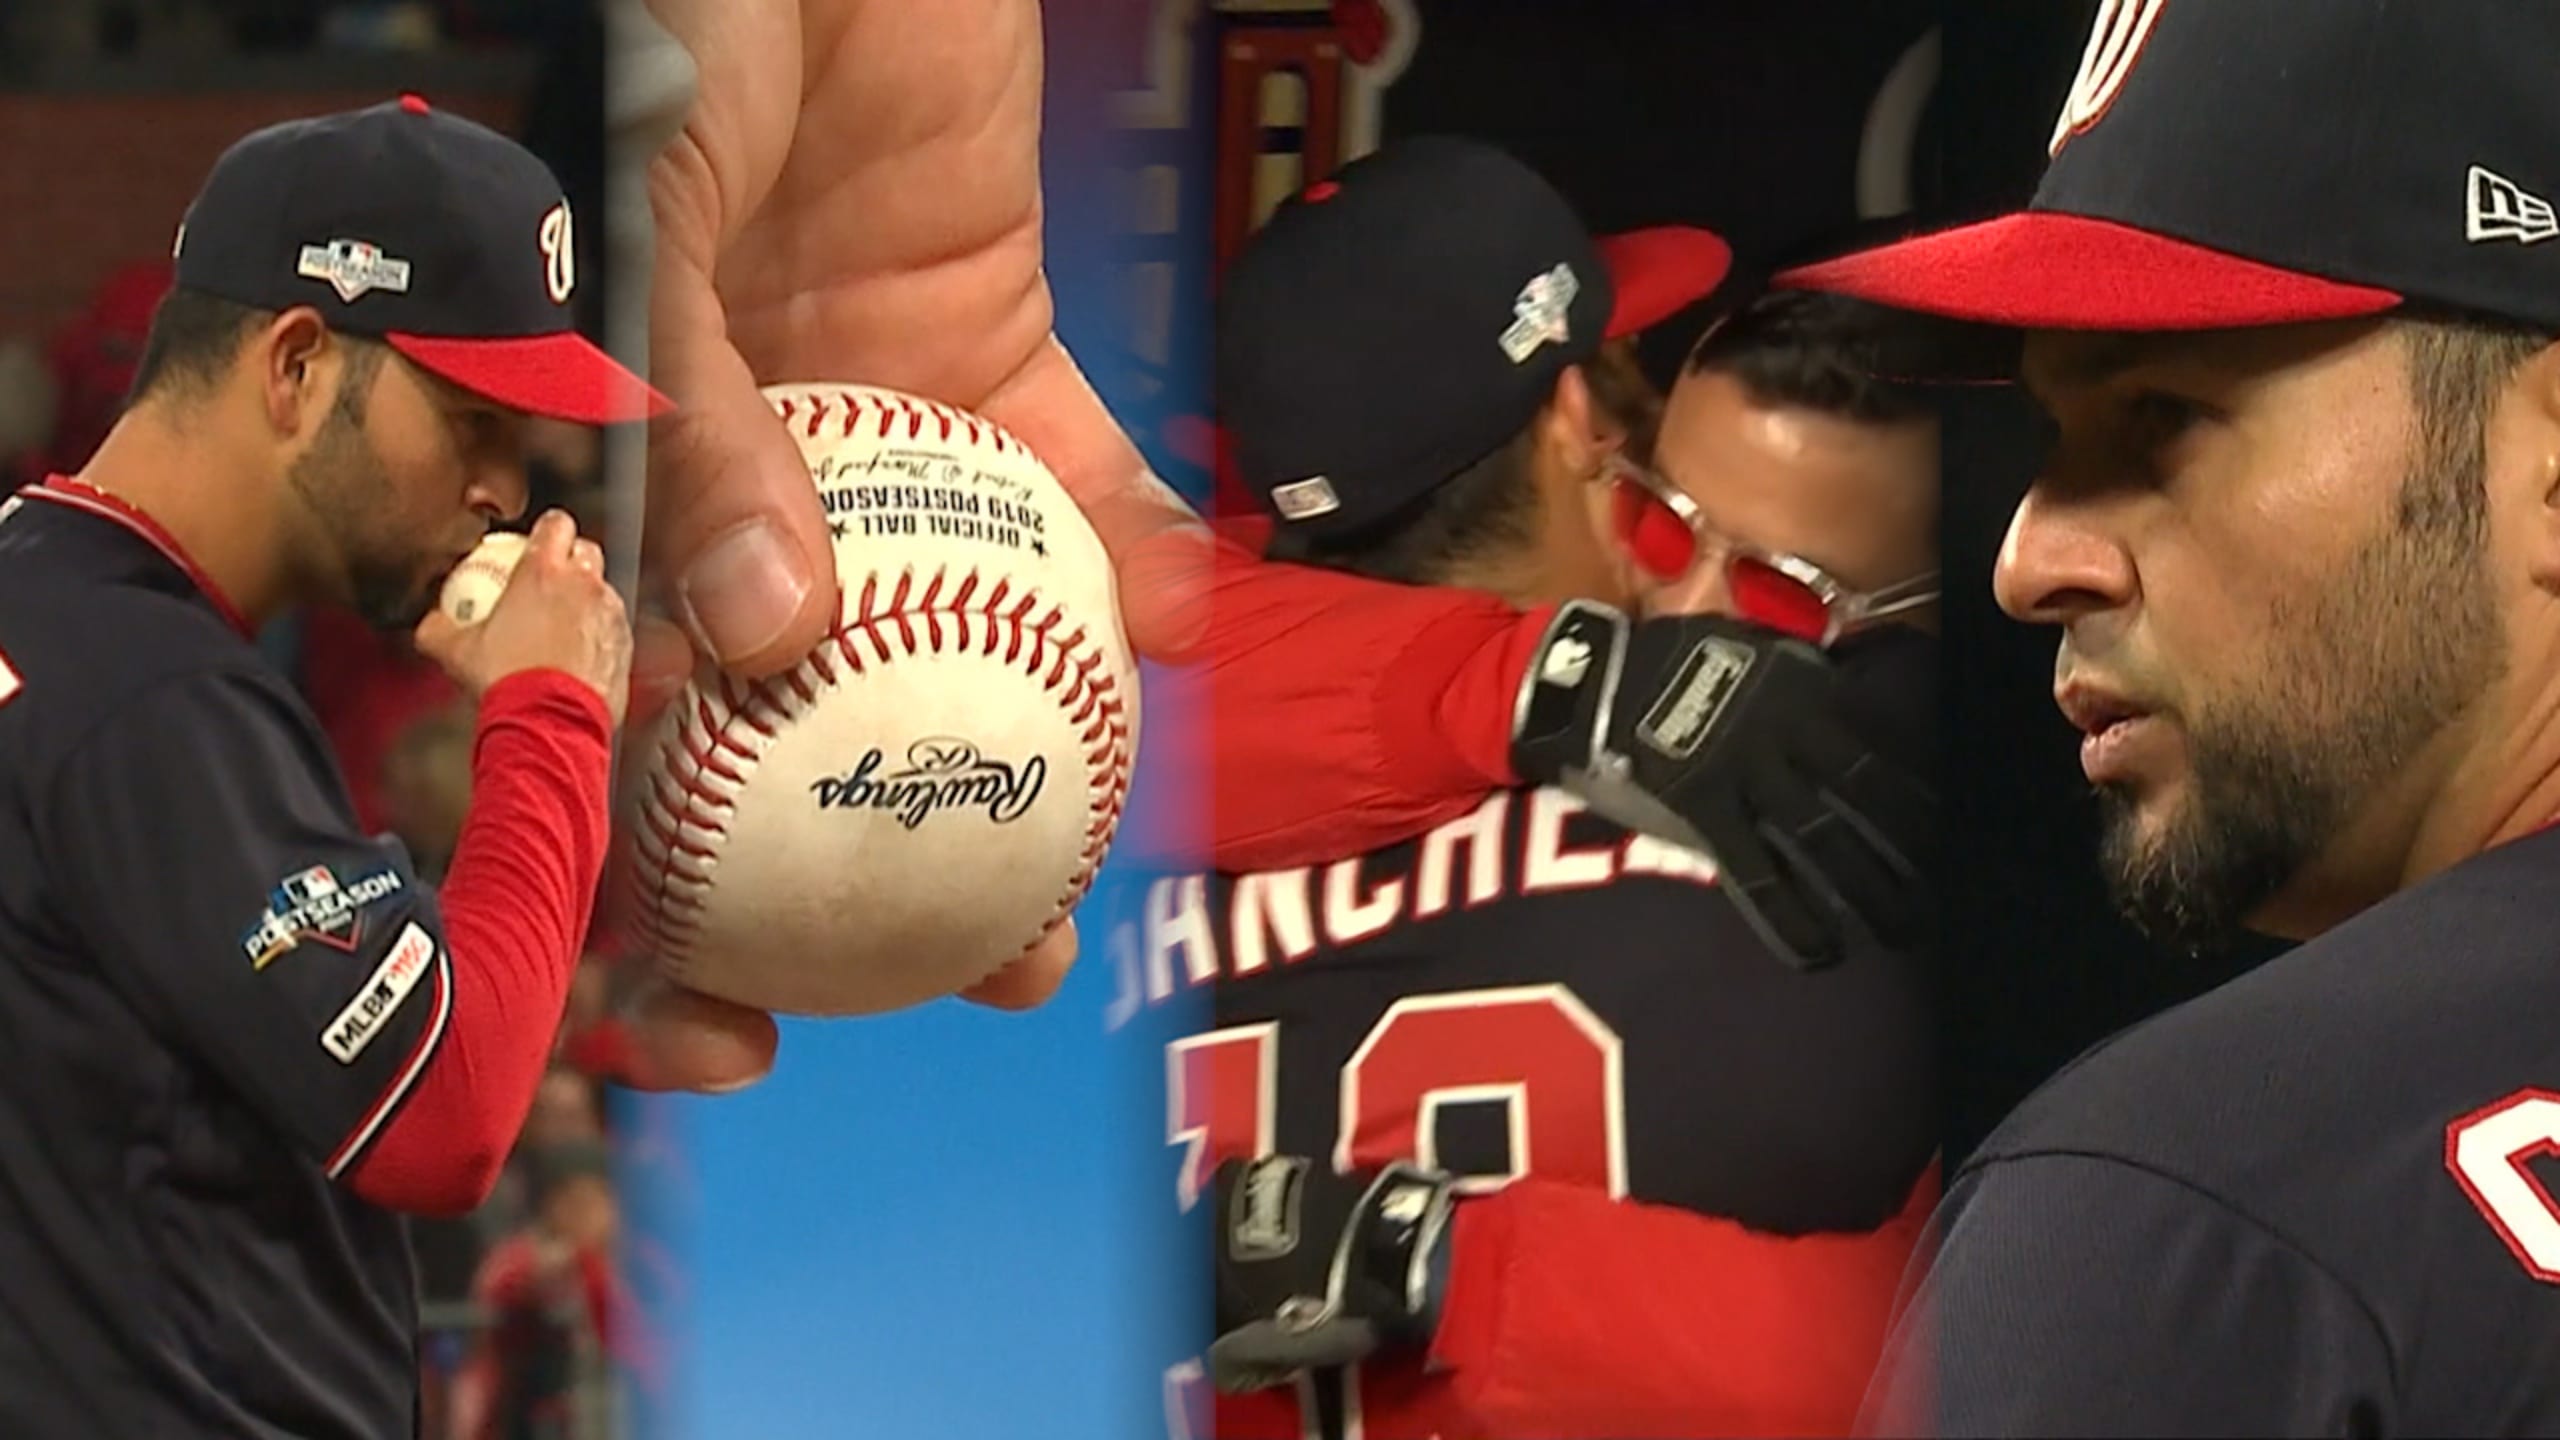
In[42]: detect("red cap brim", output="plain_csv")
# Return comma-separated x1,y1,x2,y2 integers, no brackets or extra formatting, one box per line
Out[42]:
387,331,673,424
1596,226,1736,340
1773,211,2403,331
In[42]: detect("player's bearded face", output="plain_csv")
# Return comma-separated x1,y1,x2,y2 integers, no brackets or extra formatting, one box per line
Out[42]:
288,366,466,632
2073,337,2504,953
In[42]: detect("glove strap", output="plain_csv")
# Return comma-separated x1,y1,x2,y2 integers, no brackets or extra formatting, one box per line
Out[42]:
1209,1160,1457,1394
1348,1164,1457,1347
1510,599,1632,783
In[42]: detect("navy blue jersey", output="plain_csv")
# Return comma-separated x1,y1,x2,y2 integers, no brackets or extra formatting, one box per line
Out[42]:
0,481,454,1437
1167,785,1936,1237
1867,822,2560,1436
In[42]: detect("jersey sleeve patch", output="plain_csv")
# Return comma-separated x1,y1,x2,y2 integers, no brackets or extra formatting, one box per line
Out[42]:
241,862,411,970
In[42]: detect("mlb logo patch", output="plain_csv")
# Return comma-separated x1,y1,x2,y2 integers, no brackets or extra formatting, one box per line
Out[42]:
282,867,339,904
321,922,439,1064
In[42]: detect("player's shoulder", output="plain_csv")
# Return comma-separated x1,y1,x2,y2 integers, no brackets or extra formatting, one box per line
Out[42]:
0,489,272,683
1976,825,2560,1243
0,546,292,778
1971,830,2560,1428
0,582,272,717
1994,826,2560,1143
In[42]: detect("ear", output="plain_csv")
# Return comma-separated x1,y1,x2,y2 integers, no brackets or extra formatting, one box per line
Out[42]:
254,307,338,440
2509,339,2560,595
1539,363,1606,472
1533,365,1650,605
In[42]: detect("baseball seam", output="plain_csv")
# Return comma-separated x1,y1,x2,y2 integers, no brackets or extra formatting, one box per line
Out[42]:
626,389,1135,991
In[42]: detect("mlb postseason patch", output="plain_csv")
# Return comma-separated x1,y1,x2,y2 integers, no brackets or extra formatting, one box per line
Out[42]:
240,863,406,969
1500,261,1580,363
321,922,438,1064
296,237,413,303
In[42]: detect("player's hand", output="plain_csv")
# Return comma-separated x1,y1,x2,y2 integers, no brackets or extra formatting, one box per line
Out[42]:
611,0,1210,1093
640,0,1207,682
1208,1156,1455,1394
416,511,633,730
1509,600,1936,971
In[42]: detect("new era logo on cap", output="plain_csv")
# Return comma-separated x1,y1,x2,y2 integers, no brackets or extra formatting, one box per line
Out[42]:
2468,166,2558,246
1270,476,1342,521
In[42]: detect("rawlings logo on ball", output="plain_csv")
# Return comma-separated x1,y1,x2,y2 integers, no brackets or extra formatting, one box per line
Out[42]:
810,737,1047,830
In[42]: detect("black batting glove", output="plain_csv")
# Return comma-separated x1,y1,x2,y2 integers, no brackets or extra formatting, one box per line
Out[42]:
1509,599,1935,971
1208,1156,1457,1395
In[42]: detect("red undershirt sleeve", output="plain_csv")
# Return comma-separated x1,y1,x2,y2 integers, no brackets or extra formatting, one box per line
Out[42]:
1142,536,1550,872
348,670,613,1214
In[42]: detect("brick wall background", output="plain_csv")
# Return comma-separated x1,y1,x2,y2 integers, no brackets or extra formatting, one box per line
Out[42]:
0,84,524,342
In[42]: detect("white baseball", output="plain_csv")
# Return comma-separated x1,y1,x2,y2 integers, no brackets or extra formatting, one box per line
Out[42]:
438,531,528,627
625,384,1140,1016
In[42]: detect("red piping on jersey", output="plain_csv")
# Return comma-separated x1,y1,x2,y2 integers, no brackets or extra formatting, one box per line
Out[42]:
31,476,254,639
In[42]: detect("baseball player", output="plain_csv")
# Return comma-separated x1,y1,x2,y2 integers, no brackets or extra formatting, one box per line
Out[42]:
0,99,661,1435
1181,138,1942,1440
1761,1,2560,1431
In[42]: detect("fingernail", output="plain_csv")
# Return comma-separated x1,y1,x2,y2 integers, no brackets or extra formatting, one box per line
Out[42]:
677,520,810,663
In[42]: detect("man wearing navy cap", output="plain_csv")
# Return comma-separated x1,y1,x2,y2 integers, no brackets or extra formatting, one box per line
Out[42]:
1191,136,1940,1440
1771,1,2560,1431
0,98,662,1436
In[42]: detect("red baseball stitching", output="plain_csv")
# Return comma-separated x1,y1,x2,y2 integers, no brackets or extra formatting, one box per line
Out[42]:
628,387,1133,986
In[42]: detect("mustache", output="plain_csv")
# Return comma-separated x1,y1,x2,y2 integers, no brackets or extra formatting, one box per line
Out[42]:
2054,638,2175,716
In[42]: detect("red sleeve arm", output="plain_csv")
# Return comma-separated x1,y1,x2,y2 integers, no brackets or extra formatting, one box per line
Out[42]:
1214,1170,1937,1440
1147,537,1553,872
346,670,613,1215
1427,1173,1936,1439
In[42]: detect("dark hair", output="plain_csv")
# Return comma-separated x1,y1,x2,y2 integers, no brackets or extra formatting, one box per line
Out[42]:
127,286,386,413
126,288,268,404
2396,311,2557,537
1684,289,1938,426
2402,312,2550,446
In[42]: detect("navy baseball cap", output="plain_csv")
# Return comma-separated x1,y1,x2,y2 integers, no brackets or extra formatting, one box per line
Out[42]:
1217,136,1734,538
1777,0,2560,335
173,95,669,424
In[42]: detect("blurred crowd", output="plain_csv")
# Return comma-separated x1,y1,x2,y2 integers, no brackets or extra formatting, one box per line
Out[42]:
0,0,584,67
0,6,649,1436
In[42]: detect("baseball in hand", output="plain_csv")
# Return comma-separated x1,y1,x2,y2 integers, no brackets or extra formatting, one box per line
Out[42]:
626,384,1141,1016
438,531,528,627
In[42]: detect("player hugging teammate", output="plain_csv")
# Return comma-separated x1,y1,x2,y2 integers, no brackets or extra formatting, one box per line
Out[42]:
1165,137,1945,1440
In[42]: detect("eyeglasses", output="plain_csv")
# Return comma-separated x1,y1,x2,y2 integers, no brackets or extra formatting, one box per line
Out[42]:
1605,455,1940,648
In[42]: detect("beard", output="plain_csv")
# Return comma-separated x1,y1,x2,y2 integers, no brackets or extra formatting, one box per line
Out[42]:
2096,450,2505,955
288,403,440,632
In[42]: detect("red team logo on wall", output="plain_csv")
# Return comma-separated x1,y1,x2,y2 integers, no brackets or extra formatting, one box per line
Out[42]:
1112,0,1424,516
